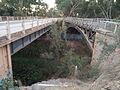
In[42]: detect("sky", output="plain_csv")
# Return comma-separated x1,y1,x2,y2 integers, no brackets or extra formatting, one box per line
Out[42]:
43,0,56,9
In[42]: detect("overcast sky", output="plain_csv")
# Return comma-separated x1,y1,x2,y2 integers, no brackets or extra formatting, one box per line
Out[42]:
43,0,56,9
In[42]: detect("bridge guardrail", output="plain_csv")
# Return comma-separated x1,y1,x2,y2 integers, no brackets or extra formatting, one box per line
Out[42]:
65,17,120,34
0,17,119,42
0,17,57,42
0,16,42,22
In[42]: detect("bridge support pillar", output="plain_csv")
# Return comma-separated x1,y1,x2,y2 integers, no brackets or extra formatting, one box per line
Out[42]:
0,45,13,86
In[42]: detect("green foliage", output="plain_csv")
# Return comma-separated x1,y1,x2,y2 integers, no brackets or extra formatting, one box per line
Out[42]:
116,28,120,48
98,42,116,61
12,56,59,85
102,44,117,56
55,0,120,18
2,77,13,90
62,51,90,77
98,29,120,61
87,64,99,79
0,0,48,16
57,0,72,16
47,8,63,17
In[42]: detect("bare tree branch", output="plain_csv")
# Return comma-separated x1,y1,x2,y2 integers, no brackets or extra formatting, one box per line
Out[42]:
69,0,81,16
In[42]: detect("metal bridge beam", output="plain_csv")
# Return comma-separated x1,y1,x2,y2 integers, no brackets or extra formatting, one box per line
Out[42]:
10,27,50,55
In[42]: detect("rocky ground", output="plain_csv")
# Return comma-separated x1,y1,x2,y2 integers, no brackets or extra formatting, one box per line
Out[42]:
30,79,90,90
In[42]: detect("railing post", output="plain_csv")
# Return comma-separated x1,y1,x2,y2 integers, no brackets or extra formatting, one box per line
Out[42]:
97,18,99,23
32,17,34,30
22,17,25,35
81,18,83,26
0,16,2,22
17,17,19,20
104,22,107,29
46,19,49,26
114,24,118,34
41,19,44,28
37,17,39,30
6,17,11,40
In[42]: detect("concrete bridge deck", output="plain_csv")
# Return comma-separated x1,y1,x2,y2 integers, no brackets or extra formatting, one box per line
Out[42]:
0,18,57,47
0,18,54,37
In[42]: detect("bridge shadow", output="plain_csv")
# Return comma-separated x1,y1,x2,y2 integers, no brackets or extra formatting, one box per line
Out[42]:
61,26,93,58
11,33,52,85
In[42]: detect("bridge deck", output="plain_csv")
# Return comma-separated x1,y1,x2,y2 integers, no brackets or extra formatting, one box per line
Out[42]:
0,18,57,47
0,17,120,47
0,18,56,37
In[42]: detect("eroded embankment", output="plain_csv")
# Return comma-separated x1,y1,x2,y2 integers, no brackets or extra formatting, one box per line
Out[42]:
90,31,120,90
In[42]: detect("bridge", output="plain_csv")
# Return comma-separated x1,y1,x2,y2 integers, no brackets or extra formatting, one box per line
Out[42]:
0,17,57,84
0,17,119,86
64,17,119,53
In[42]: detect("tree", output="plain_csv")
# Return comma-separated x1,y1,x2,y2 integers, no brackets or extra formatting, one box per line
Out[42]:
47,8,63,17
0,0,48,16
55,0,120,18
34,2,48,17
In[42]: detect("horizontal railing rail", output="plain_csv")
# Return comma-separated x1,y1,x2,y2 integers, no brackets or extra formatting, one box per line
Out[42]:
65,17,120,34
0,16,43,22
0,17,119,43
0,17,57,41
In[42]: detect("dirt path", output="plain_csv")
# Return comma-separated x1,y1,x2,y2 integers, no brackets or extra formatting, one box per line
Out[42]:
30,79,90,90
